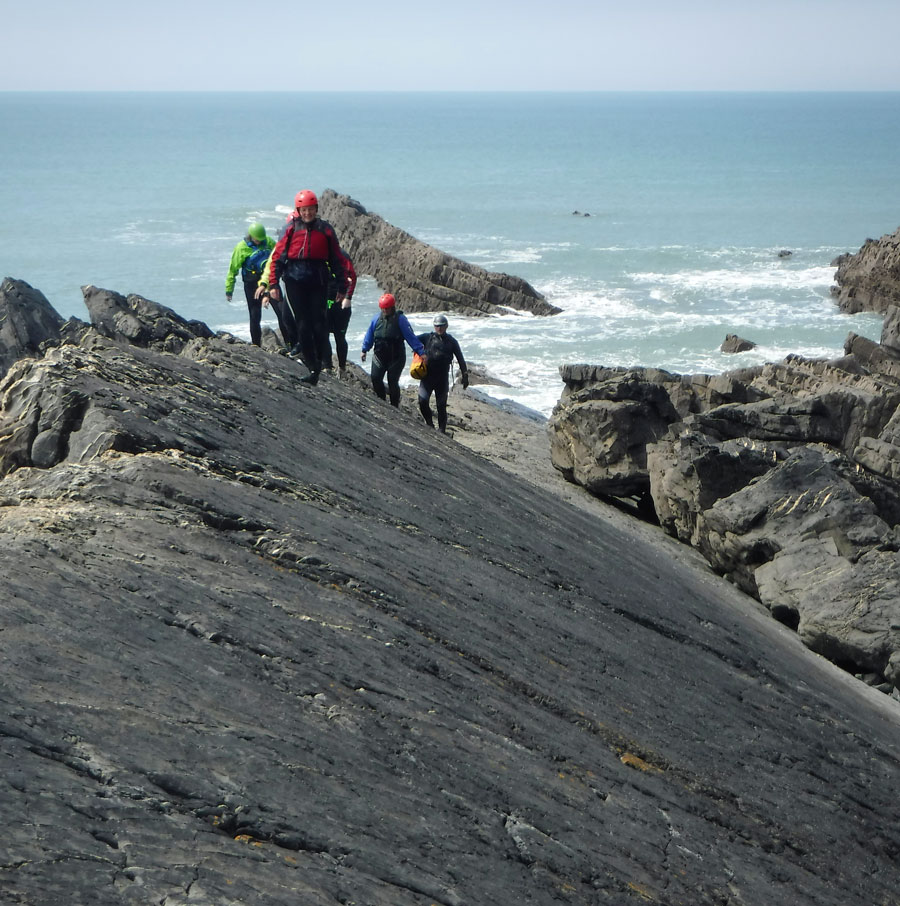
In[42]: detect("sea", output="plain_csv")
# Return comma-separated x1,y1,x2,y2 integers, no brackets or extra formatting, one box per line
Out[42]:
3,91,898,416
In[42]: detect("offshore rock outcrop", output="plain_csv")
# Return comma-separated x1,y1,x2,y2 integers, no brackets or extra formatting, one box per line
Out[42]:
832,224,900,313
549,306,900,695
3,277,900,906
317,189,560,317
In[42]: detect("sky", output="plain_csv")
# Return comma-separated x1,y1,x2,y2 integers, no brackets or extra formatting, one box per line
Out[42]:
3,0,900,92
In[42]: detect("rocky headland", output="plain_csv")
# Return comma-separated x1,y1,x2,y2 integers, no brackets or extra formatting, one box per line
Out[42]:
1,274,900,905
831,223,900,314
549,230,900,701
317,189,560,318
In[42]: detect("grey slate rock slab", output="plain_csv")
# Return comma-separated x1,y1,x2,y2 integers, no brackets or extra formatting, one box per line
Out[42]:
1,288,900,905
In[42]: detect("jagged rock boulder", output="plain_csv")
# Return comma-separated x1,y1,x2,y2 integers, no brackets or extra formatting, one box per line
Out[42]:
550,337,900,691
832,225,900,313
0,277,66,378
317,189,560,317
82,283,215,352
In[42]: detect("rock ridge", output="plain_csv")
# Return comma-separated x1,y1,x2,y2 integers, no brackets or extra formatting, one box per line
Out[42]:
832,224,900,313
317,189,560,317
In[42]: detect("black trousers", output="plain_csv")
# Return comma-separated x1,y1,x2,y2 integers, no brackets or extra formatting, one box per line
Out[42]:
242,279,264,346
418,369,451,430
371,353,405,407
321,303,352,368
243,279,297,347
283,277,328,374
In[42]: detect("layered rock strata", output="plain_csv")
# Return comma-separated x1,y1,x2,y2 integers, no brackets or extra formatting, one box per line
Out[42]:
832,224,900,313
317,189,560,317
549,309,900,694
3,278,899,906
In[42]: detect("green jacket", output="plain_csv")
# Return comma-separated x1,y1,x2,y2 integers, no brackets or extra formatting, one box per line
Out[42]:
225,235,276,294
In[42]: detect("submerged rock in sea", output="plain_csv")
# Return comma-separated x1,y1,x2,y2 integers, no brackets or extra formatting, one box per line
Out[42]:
549,305,900,693
721,332,757,353
3,279,899,906
832,224,900,314
318,188,560,317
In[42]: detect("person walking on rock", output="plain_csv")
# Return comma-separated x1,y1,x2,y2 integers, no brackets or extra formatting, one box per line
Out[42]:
256,190,348,385
226,222,296,347
321,248,357,372
416,313,468,432
361,293,425,407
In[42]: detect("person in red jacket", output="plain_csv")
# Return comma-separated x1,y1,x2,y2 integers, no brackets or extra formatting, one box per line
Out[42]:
256,189,348,385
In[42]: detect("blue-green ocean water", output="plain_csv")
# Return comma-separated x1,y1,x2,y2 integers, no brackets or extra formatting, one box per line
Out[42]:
2,92,898,413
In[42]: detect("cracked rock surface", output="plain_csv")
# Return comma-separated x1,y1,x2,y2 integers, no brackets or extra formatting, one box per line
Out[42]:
1,283,900,905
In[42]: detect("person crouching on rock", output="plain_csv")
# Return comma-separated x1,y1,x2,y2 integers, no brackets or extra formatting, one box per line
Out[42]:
361,293,425,407
416,313,468,432
255,189,349,386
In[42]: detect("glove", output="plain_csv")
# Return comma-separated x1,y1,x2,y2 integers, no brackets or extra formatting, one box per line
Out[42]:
361,350,367,362
225,293,232,302
461,372,469,389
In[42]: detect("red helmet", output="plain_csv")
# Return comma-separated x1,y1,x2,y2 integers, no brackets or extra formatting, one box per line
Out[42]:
294,189,318,208
378,293,396,310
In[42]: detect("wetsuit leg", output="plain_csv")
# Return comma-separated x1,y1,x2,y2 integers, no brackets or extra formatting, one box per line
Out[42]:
370,356,388,400
433,372,451,431
417,380,435,426
271,291,297,347
243,279,262,346
386,355,405,407
333,305,351,368
284,277,327,375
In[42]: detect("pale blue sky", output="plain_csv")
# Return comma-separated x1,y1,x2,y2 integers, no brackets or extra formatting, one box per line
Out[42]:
3,0,900,91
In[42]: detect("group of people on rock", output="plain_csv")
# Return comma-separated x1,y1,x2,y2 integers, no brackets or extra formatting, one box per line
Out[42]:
224,189,468,431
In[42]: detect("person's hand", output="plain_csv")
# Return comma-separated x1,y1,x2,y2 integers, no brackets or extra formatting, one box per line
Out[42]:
361,350,367,362
225,293,232,302
335,292,345,305
341,296,352,309
461,372,469,389
261,294,270,309
254,285,268,300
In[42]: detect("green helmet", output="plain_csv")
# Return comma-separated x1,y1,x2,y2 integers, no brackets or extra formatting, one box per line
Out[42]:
248,222,267,242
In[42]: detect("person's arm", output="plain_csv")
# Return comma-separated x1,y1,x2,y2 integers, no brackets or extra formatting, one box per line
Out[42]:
360,316,376,360
225,242,245,298
453,338,469,387
341,251,357,305
400,317,426,356
325,227,347,300
257,226,291,297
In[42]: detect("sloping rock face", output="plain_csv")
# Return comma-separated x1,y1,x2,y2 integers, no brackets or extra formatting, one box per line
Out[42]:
0,277,65,378
549,318,900,694
3,282,900,906
832,225,900,313
317,189,560,317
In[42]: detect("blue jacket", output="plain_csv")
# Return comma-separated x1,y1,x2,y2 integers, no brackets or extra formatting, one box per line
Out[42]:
362,310,425,357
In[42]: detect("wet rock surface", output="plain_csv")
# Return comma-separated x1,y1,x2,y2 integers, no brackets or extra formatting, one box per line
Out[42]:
2,281,900,906
317,189,560,317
